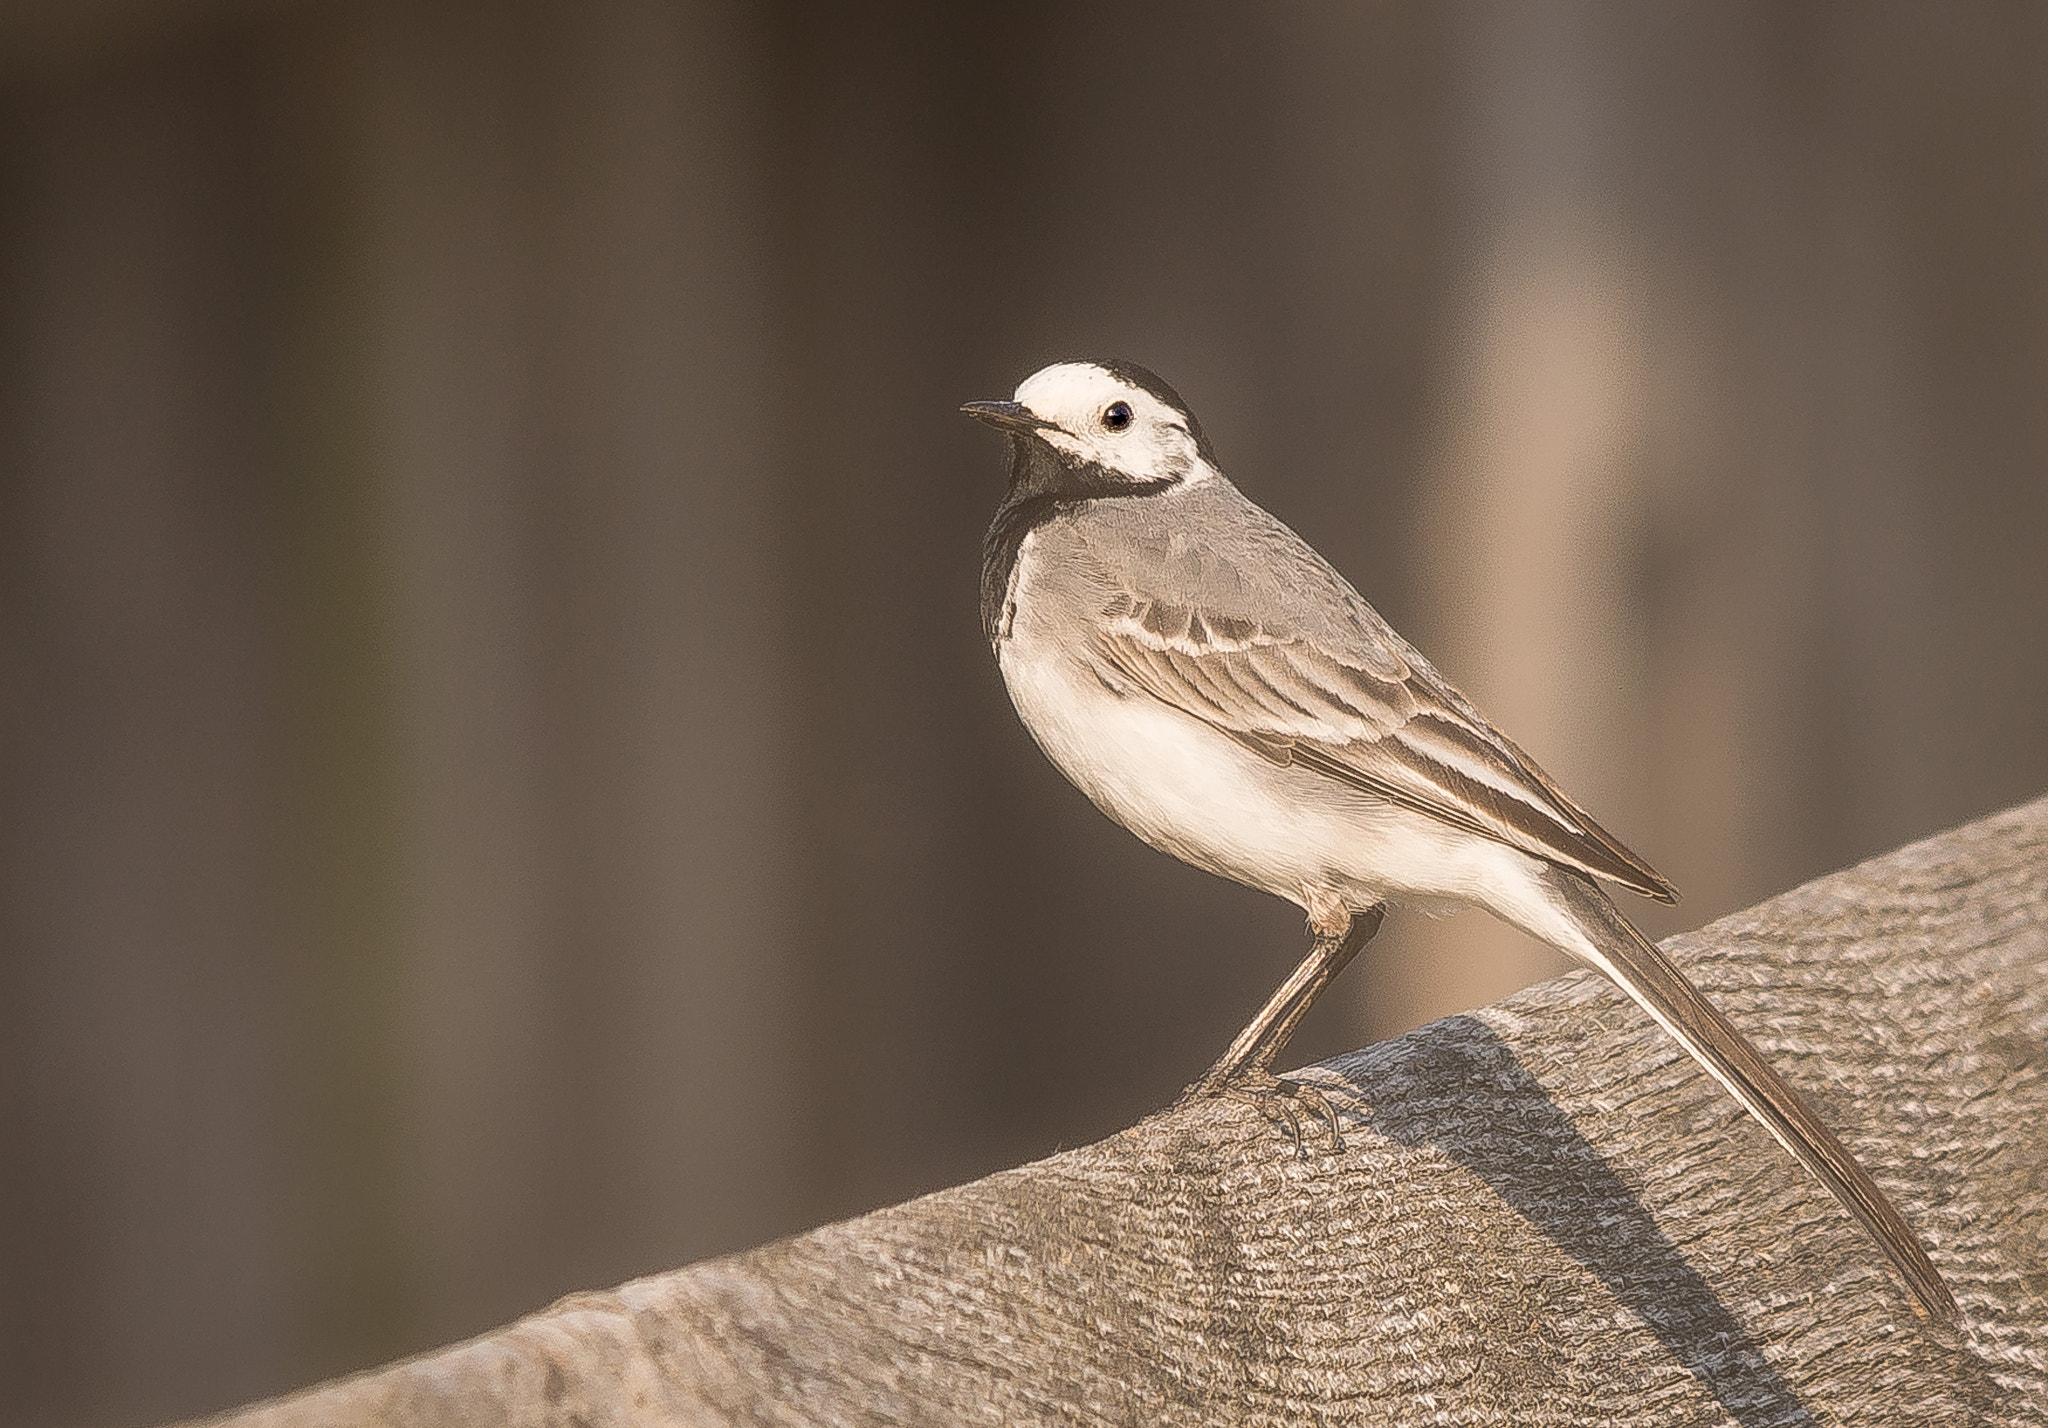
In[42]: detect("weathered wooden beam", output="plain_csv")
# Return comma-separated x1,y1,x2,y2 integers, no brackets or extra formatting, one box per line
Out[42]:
197,798,2048,1426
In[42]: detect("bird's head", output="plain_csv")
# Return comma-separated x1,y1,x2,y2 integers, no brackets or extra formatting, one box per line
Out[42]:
962,359,1218,498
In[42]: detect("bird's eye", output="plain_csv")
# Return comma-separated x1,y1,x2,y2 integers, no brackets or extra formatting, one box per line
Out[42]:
1102,401,1134,431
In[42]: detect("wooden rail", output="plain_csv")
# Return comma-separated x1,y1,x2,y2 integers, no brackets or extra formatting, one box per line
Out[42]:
198,797,2048,1426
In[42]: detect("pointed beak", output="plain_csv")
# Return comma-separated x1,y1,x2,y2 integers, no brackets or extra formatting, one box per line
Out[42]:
960,400,1055,436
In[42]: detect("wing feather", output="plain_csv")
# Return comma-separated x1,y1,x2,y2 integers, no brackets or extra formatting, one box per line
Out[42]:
1093,600,1678,902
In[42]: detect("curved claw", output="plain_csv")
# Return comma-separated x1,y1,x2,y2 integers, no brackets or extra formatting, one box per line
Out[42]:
1180,1069,1348,1158
1286,1077,1346,1152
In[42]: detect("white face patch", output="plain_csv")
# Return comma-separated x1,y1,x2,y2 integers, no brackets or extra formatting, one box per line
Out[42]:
1012,362,1210,486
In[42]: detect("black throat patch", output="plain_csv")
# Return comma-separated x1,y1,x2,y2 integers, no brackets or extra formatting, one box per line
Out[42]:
979,435,1175,645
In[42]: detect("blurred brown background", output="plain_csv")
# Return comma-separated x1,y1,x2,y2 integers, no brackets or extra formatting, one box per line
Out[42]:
1,1,2044,1423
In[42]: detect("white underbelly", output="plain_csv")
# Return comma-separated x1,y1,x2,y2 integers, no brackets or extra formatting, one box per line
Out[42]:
996,635,1542,919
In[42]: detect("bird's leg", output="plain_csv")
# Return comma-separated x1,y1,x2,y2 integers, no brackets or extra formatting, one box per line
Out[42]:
1193,904,1385,1087
1180,904,1385,1153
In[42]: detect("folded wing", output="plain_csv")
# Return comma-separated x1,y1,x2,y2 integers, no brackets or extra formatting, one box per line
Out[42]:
1089,594,1678,903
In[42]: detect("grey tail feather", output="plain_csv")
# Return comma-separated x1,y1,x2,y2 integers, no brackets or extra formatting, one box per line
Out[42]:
1542,867,1958,1324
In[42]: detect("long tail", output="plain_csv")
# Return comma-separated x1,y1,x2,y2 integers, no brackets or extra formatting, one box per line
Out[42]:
1542,867,1957,1324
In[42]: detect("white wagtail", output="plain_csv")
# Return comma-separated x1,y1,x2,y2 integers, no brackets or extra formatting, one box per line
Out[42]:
963,358,1955,1324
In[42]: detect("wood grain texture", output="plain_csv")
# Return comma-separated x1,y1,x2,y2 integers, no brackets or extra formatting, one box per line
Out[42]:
199,798,2048,1427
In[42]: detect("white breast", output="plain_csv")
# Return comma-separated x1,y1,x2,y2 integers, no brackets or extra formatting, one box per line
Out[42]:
994,529,1570,930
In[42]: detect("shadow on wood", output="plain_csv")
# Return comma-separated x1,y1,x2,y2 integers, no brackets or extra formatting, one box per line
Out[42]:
194,799,2048,1426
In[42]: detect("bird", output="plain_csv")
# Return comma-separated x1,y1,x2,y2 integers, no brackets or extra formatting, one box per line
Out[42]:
962,357,1957,1325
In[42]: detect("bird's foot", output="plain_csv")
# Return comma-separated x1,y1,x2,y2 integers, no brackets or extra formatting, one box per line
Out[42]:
1178,1067,1346,1159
